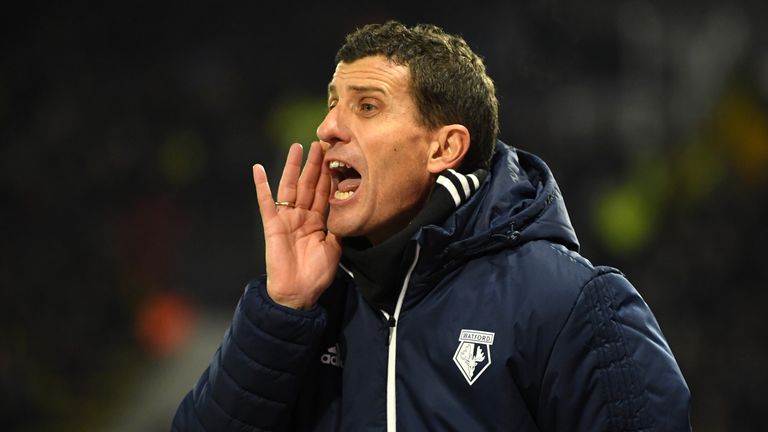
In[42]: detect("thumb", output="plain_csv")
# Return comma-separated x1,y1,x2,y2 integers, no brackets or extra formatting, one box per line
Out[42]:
326,231,342,252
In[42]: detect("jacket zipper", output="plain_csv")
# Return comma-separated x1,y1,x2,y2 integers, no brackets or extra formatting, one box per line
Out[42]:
381,243,421,432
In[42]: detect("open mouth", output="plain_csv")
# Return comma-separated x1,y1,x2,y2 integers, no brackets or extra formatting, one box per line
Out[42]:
328,160,361,201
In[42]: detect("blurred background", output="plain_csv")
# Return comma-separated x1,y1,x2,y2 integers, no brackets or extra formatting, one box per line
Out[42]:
1,0,766,430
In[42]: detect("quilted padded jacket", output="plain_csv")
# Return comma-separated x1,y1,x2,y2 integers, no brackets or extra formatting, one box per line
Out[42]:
173,142,691,431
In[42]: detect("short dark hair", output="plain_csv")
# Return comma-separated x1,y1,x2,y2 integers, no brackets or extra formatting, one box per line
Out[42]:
336,21,499,173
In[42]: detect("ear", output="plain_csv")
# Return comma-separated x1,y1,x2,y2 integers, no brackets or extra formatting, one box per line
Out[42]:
426,124,470,174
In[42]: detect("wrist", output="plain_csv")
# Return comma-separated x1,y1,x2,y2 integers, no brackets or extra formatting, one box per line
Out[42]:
265,284,315,311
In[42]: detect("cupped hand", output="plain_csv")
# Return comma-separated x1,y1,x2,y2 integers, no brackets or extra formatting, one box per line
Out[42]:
252,141,341,310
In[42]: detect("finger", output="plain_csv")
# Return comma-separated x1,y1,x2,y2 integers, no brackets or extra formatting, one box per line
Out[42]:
296,141,323,209
319,140,331,154
311,153,332,214
252,164,277,222
277,143,303,205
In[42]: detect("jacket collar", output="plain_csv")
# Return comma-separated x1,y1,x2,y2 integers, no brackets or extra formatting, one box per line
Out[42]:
341,169,487,314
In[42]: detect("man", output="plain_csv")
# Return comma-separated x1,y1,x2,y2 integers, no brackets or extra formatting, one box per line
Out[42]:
173,21,691,431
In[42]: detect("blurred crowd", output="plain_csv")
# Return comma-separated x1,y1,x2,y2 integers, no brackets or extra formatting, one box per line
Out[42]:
1,1,767,430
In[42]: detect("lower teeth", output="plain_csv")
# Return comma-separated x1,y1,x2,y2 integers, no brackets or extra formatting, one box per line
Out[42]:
335,190,354,200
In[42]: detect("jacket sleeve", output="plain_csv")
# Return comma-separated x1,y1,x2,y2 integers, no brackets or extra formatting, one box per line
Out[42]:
172,278,327,431
536,271,691,432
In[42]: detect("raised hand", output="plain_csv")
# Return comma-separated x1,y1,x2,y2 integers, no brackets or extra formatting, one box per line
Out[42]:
252,141,342,310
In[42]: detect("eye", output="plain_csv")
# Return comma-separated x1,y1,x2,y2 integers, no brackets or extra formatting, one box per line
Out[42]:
358,100,379,116
327,99,338,111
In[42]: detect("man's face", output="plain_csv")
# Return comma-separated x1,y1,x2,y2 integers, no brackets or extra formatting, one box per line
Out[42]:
318,55,435,244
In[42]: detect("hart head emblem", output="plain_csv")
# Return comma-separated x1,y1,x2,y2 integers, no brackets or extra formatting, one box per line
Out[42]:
453,329,494,385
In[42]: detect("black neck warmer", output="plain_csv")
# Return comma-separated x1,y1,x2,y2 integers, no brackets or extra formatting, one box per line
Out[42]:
341,169,488,314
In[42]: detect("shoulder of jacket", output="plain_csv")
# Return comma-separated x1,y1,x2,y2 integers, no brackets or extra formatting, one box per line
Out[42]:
486,240,602,277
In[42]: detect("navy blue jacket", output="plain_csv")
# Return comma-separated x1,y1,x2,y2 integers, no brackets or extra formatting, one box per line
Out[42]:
173,142,691,431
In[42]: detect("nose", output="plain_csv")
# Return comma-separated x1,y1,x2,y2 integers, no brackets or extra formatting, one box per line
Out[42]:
316,106,350,146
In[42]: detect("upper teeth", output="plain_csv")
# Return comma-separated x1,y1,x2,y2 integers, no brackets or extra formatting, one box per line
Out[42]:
329,160,352,169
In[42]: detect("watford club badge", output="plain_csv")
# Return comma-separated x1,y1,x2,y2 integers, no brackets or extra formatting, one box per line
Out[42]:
453,329,494,385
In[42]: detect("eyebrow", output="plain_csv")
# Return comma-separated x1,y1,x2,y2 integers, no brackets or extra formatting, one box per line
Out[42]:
327,84,387,96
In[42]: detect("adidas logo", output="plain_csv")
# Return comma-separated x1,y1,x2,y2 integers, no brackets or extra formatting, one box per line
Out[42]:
320,344,343,368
